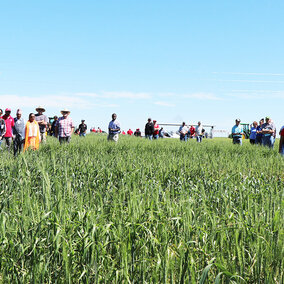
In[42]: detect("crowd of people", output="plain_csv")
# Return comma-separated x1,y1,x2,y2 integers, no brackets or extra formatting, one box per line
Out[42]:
1,107,283,156
0,106,75,155
231,117,284,155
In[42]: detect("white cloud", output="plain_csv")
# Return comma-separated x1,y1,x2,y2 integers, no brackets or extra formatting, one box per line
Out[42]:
77,91,151,99
154,101,175,107
0,94,117,110
212,72,284,76
183,93,223,101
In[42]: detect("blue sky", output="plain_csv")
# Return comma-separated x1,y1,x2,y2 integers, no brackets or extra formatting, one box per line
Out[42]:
1,0,284,133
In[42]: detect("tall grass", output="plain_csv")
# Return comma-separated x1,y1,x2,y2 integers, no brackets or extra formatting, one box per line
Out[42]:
0,135,283,283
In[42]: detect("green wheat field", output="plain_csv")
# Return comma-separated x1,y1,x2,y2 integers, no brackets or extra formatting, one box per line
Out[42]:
0,135,283,283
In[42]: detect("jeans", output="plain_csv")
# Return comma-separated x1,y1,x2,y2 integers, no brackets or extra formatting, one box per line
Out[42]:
79,133,86,137
59,136,71,144
13,136,24,156
233,137,242,145
153,135,159,140
255,136,262,145
180,134,187,141
280,145,284,156
145,135,153,140
4,137,12,151
196,135,202,143
262,135,275,148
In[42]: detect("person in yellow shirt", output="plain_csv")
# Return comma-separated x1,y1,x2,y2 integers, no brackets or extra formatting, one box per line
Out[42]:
23,113,40,152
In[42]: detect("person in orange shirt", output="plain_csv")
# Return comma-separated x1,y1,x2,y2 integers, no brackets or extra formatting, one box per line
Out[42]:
23,113,40,152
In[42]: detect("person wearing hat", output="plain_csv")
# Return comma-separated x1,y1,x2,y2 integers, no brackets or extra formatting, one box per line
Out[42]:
108,113,120,142
55,109,74,144
78,119,88,137
1,108,15,151
232,118,244,145
13,109,25,155
35,106,48,143
145,118,154,140
261,116,276,148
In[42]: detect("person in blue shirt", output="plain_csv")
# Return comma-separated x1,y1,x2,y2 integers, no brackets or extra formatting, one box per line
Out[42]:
232,118,244,145
108,113,120,142
255,118,264,145
249,121,258,145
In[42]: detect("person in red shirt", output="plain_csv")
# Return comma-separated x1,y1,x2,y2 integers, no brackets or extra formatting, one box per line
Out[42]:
153,120,159,139
189,125,195,139
127,129,133,135
97,127,102,133
1,108,15,151
122,130,126,135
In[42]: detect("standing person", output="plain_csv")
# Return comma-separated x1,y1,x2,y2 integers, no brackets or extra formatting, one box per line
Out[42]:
256,118,264,145
55,109,75,144
35,106,48,143
1,108,14,151
13,109,25,156
153,120,160,139
189,125,195,139
279,126,284,156
0,115,6,149
50,116,58,136
159,127,165,138
0,109,3,117
23,113,40,152
262,116,276,148
232,118,244,145
179,122,188,141
97,127,102,133
209,126,214,139
78,120,87,137
127,129,133,135
134,128,142,137
249,121,258,145
195,121,203,143
108,113,120,142
145,118,154,140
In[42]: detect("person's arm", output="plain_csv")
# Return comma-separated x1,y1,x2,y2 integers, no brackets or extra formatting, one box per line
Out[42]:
84,124,87,133
55,121,59,138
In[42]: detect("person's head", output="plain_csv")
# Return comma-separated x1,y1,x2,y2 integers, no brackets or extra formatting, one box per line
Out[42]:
259,118,264,125
81,119,85,123
16,109,22,119
36,106,45,115
112,113,117,120
29,113,35,122
198,121,201,126
0,109,3,116
54,115,58,121
235,118,241,125
148,118,151,122
265,116,271,123
5,108,11,116
161,127,163,130
153,120,157,125
182,122,185,126
252,121,258,128
61,109,70,118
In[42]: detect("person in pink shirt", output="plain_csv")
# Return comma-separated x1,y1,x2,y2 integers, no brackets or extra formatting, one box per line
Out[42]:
127,129,133,135
1,108,14,151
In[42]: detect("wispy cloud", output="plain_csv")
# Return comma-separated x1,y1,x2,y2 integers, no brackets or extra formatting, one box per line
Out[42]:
183,92,223,100
212,72,284,76
0,94,117,109
154,101,175,107
218,79,284,83
77,91,151,99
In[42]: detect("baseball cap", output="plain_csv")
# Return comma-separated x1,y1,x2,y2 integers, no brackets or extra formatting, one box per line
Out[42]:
236,118,241,122
265,116,270,120
5,108,11,112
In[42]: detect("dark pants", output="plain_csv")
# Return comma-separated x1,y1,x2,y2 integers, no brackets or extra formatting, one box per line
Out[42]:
14,136,24,156
59,136,71,144
255,136,262,145
250,139,255,145
4,137,12,151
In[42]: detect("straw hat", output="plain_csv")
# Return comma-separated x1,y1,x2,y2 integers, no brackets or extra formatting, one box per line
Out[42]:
36,106,46,112
61,108,71,115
